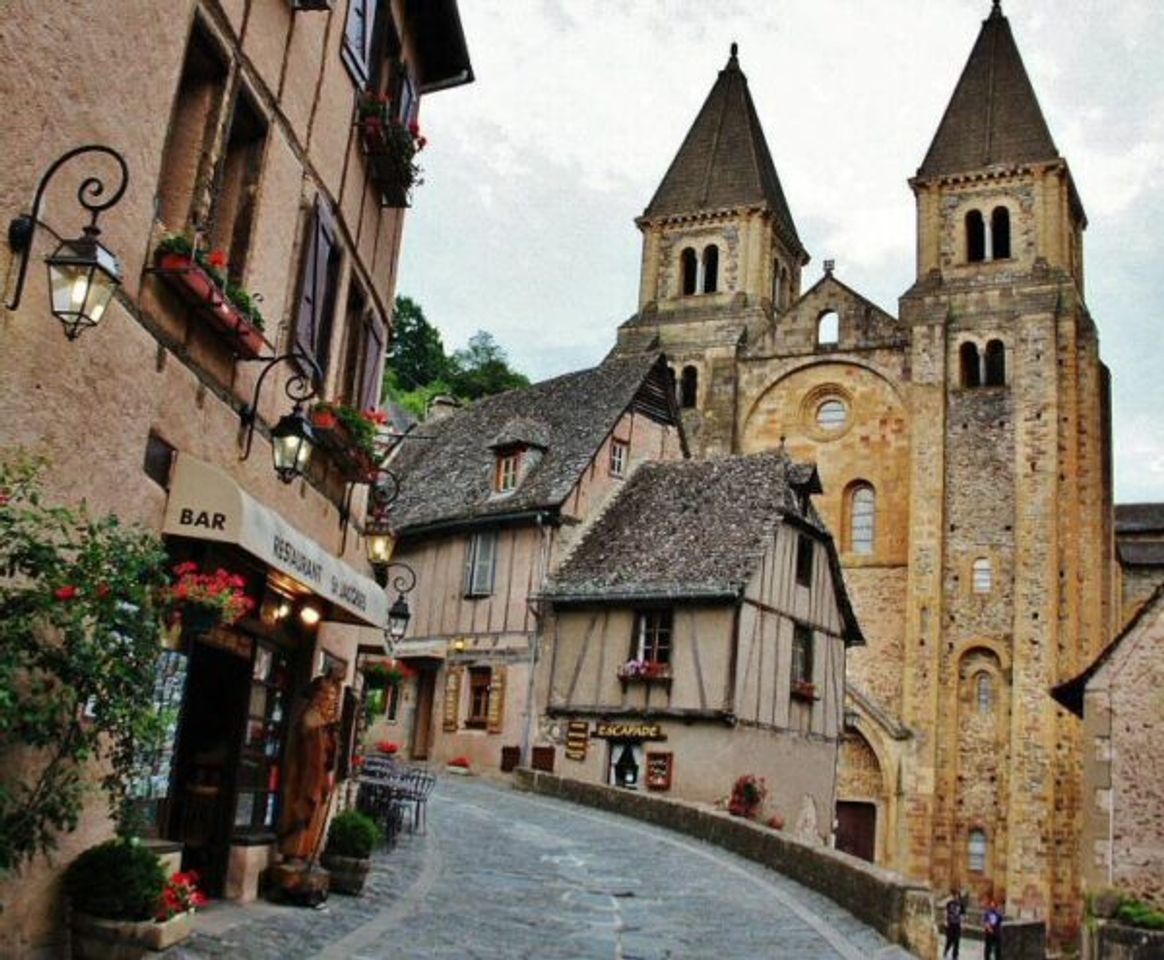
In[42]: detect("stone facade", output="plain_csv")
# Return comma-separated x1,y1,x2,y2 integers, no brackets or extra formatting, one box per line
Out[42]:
0,2,471,955
611,11,1116,946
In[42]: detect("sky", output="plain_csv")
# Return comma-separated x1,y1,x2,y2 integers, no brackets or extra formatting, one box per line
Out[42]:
398,0,1164,503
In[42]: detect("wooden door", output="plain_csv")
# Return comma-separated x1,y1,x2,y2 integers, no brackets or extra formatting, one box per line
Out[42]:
411,668,436,760
836,801,877,863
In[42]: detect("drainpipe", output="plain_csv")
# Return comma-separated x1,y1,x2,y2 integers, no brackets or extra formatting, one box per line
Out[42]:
520,512,552,766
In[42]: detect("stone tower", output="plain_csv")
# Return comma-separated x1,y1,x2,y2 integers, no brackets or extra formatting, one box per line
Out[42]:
613,4,1113,943
617,43,808,454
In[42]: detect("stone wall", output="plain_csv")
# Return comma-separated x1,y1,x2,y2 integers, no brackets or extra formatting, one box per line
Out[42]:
1083,923,1164,960
514,768,937,958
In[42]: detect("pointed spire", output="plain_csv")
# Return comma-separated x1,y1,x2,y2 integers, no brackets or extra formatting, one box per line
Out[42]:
643,48,804,258
918,3,1058,178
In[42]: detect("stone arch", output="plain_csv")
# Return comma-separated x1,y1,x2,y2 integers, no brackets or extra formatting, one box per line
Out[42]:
836,701,900,866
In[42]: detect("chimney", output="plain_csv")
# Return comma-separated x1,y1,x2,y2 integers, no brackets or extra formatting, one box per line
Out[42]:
426,395,460,422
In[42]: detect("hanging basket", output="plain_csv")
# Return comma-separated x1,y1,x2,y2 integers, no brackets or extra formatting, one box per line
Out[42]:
176,604,222,639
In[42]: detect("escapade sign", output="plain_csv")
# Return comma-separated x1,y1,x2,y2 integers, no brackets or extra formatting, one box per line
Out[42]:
161,455,387,628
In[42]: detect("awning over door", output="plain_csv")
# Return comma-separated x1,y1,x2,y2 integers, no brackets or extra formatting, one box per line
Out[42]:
162,454,387,629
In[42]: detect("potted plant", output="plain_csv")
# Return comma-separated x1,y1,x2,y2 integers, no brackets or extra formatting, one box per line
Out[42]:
446,756,471,775
790,679,818,701
152,233,269,359
321,809,382,895
160,562,255,638
356,91,427,207
64,839,203,957
309,402,386,482
727,773,767,820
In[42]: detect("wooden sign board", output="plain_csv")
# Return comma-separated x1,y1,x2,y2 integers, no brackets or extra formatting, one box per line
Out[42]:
593,721,665,741
646,751,673,791
565,720,589,760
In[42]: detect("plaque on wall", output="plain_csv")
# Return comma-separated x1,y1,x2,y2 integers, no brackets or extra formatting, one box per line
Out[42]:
565,720,589,760
645,752,673,791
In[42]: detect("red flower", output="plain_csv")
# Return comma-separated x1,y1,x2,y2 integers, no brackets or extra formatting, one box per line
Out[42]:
417,136,427,150
54,585,78,601
173,561,199,576
408,121,420,136
207,249,227,269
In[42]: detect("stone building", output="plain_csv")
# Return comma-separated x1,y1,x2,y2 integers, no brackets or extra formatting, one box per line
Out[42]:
0,1,470,955
611,3,1113,942
1114,504,1164,625
385,354,685,771
539,452,863,842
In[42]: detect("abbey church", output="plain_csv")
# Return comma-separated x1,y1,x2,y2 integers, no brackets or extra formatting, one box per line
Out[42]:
612,3,1113,938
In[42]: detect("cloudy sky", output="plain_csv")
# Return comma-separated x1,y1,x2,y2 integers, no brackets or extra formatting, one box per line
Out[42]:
398,0,1164,503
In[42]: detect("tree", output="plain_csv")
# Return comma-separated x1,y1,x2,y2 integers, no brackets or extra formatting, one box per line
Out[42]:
0,459,171,872
388,296,448,391
446,331,529,401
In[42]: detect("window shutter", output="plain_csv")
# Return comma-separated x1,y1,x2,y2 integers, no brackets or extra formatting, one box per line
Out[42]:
296,199,337,378
344,0,376,86
359,314,386,411
486,666,506,733
442,667,461,732
475,532,496,594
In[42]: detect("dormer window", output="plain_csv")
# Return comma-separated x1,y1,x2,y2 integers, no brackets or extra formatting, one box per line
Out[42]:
610,439,628,478
495,449,520,492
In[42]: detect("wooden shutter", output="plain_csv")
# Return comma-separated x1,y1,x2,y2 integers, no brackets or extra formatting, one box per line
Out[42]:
359,314,386,411
442,667,461,732
296,199,337,379
486,666,506,733
344,0,378,86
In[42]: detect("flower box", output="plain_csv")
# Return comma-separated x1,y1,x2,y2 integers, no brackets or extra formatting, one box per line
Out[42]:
153,253,268,360
310,406,381,484
617,660,672,690
357,112,424,209
70,909,193,958
790,680,818,701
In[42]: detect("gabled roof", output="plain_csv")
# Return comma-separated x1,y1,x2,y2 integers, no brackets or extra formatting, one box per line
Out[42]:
542,452,864,645
1115,503,1164,535
642,45,805,259
918,2,1058,178
389,354,681,534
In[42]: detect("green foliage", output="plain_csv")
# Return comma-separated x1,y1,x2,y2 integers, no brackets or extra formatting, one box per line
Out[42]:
0,459,171,873
1116,899,1164,930
224,282,266,332
63,838,166,921
446,331,530,401
389,296,449,390
325,809,382,859
1085,888,1164,930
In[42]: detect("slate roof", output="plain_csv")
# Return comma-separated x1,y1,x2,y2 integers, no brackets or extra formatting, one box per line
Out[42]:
641,46,805,260
1119,542,1164,567
1115,503,1164,534
542,452,864,645
918,3,1059,178
389,353,677,534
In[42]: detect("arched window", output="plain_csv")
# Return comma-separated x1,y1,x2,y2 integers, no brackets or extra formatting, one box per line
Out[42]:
817,310,839,346
701,245,719,293
976,673,993,713
771,260,782,307
968,829,987,873
984,339,1006,386
972,557,993,594
680,248,697,296
991,206,1011,259
966,210,985,263
849,484,876,554
680,365,698,408
960,342,981,388
780,266,790,308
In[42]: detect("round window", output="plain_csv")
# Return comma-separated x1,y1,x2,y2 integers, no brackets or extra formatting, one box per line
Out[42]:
816,399,847,430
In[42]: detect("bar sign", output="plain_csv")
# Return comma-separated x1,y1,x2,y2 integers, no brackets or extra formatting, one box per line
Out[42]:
565,720,589,761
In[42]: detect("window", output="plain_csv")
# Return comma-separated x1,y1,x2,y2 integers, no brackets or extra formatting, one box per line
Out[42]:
968,829,987,873
143,432,175,489
464,531,498,596
701,245,719,293
976,673,993,714
396,70,416,124
466,667,491,728
633,610,672,665
680,365,698,409
795,535,814,587
850,484,876,555
209,92,267,283
235,641,290,833
338,284,387,411
966,210,985,263
960,342,981,388
792,623,814,685
816,399,847,430
984,339,1006,386
680,248,697,296
295,199,342,384
342,0,381,87
495,450,520,492
609,439,628,478
972,557,993,594
991,206,1011,259
817,310,839,346
157,23,228,230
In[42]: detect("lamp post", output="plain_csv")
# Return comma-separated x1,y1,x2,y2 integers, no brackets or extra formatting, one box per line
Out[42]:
6,145,129,340
239,351,322,483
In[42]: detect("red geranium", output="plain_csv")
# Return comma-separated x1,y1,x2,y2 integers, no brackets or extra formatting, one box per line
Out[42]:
156,870,207,921
54,585,78,601
206,249,227,270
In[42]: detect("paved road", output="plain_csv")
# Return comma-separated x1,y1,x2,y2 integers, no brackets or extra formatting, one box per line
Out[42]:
171,776,921,959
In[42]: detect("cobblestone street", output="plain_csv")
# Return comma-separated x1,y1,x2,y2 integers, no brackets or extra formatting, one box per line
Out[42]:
168,776,922,959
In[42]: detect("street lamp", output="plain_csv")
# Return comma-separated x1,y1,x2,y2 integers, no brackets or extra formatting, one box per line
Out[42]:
6,145,129,340
239,351,322,483
387,593,412,642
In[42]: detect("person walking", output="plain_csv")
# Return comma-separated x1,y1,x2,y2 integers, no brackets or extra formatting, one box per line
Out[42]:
983,898,1003,960
942,889,964,958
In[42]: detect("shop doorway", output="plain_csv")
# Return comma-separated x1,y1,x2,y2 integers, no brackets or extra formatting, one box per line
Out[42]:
608,741,644,789
411,667,436,760
836,800,877,863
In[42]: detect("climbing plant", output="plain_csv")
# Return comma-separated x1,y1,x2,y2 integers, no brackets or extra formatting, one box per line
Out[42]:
0,458,170,873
